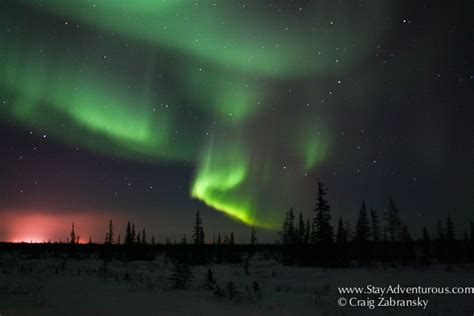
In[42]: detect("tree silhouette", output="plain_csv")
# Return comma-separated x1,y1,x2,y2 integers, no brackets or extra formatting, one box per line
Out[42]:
250,227,257,245
312,180,334,244
336,217,348,244
225,281,240,299
281,208,296,244
125,221,133,245
446,215,455,242
105,220,114,244
70,222,76,245
193,211,205,245
385,195,401,241
421,226,431,263
370,208,381,242
169,260,193,290
354,201,371,243
131,223,136,244
204,268,216,290
229,232,235,245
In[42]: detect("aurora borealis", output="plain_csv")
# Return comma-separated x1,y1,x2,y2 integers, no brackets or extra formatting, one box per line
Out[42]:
0,1,472,242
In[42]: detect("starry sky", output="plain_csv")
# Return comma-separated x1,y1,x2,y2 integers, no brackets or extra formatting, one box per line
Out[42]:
0,0,472,243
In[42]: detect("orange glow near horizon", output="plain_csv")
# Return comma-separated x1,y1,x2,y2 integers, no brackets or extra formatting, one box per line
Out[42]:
0,209,127,243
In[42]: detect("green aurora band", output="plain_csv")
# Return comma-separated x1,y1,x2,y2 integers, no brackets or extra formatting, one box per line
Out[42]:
1,1,390,228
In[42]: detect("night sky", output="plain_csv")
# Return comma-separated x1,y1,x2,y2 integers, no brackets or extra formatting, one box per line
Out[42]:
0,0,472,243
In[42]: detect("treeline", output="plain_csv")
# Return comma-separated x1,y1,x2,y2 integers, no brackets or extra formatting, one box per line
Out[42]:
3,180,473,267
279,180,474,266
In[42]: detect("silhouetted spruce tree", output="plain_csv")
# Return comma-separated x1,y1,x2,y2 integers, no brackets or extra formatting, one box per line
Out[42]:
204,268,216,290
141,229,146,244
370,208,381,242
281,208,296,244
136,232,141,245
435,219,445,261
354,201,371,263
250,227,257,245
169,260,193,289
217,233,222,245
344,220,353,241
335,217,349,266
446,215,455,242
225,281,240,299
230,232,235,245
131,223,136,244
354,201,371,243
445,215,456,261
336,217,348,244
385,195,401,242
117,234,121,245
181,234,187,245
421,226,431,264
193,211,205,245
106,220,114,244
125,221,133,245
70,222,76,245
400,223,415,264
151,235,156,246
312,180,334,244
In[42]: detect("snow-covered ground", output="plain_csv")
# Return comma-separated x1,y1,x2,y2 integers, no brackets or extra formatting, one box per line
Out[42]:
0,254,473,315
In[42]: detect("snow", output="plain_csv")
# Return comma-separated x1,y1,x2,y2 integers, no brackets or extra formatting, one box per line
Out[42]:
0,253,473,315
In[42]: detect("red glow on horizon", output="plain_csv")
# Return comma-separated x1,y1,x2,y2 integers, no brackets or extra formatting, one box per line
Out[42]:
0,209,127,243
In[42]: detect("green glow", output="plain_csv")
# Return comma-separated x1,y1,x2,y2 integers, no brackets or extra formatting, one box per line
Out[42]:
21,0,389,78
191,135,259,227
0,1,392,229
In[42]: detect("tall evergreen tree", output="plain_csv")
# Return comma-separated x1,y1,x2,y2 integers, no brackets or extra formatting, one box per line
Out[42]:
70,222,76,245
169,261,193,289
136,232,141,245
446,215,455,242
400,223,415,263
336,217,348,244
370,208,381,242
193,211,205,245
125,221,132,245
312,180,334,244
385,195,401,241
286,208,296,244
131,223,136,244
230,232,235,245
142,229,147,244
354,201,371,243
217,233,222,245
106,220,114,244
250,227,257,245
